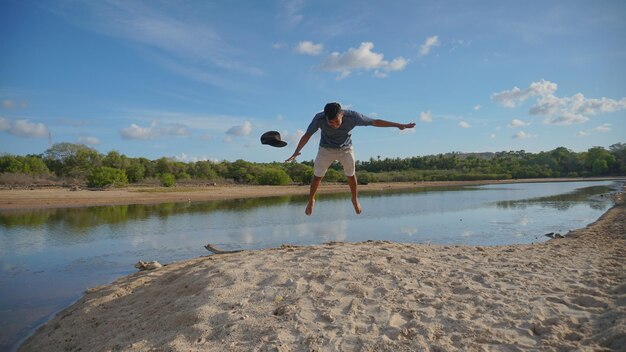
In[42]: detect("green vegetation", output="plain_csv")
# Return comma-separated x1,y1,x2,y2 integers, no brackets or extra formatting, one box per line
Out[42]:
257,168,292,185
0,154,51,175
159,173,176,187
1,143,624,187
355,145,624,182
87,167,128,188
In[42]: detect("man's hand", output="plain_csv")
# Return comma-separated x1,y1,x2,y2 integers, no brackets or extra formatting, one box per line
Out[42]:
286,133,311,163
285,152,300,162
399,122,416,130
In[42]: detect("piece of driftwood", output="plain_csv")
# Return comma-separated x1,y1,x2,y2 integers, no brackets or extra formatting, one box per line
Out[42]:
544,232,565,239
134,260,162,271
204,244,243,254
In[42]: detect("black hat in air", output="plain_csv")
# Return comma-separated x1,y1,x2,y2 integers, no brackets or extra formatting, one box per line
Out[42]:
260,131,287,147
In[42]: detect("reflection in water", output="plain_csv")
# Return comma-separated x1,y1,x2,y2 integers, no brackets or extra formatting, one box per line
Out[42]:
0,180,621,351
0,196,295,229
495,185,615,211
8,183,611,232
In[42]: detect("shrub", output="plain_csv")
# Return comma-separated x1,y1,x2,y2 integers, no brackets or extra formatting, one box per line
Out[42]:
175,172,191,180
0,155,51,175
124,163,145,183
160,173,176,187
258,168,291,185
285,162,314,184
358,172,373,185
591,159,608,175
324,169,345,183
87,167,128,188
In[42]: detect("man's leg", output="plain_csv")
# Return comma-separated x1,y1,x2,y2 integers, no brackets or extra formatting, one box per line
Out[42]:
339,148,362,215
346,174,362,214
308,147,334,216
306,176,323,216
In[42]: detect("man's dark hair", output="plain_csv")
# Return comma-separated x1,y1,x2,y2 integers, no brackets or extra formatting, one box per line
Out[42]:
324,102,342,120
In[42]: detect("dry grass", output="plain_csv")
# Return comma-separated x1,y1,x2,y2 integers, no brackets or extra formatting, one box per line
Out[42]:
0,173,65,188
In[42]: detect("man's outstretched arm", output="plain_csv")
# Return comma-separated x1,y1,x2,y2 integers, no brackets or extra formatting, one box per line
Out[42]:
285,132,313,162
372,119,416,130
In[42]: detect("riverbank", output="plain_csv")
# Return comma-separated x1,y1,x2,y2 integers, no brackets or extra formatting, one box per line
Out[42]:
1,177,623,210
19,191,625,351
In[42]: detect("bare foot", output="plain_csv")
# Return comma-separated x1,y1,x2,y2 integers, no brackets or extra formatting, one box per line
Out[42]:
305,199,315,216
352,198,362,214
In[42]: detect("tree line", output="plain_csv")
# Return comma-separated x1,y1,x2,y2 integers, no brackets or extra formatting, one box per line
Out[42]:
355,144,626,183
1,142,624,188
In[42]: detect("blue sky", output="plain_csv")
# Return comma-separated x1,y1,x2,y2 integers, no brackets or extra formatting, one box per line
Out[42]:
1,0,625,163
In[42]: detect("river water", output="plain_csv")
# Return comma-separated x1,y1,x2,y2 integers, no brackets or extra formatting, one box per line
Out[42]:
0,180,621,350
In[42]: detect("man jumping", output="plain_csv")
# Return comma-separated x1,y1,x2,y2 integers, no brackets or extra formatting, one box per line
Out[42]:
286,102,416,216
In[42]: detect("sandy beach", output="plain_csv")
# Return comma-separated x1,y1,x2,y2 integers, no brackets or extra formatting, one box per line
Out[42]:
18,189,625,351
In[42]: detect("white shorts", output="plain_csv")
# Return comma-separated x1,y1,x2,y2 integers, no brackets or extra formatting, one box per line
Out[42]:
314,147,356,177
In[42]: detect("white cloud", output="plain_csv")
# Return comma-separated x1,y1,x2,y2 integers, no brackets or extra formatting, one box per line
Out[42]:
78,136,100,145
295,41,323,55
320,42,408,79
281,129,305,145
174,153,196,162
593,123,611,132
489,133,496,139
173,153,217,163
420,111,432,122
459,121,471,128
491,79,558,108
493,87,527,108
272,42,287,49
339,71,355,80
473,105,481,111
373,70,388,78
0,117,50,138
531,93,626,125
508,119,530,128
226,121,252,136
120,121,190,140
577,123,612,137
121,123,159,140
161,123,191,137
419,35,440,56
492,80,626,125
513,130,536,139
13,120,48,137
